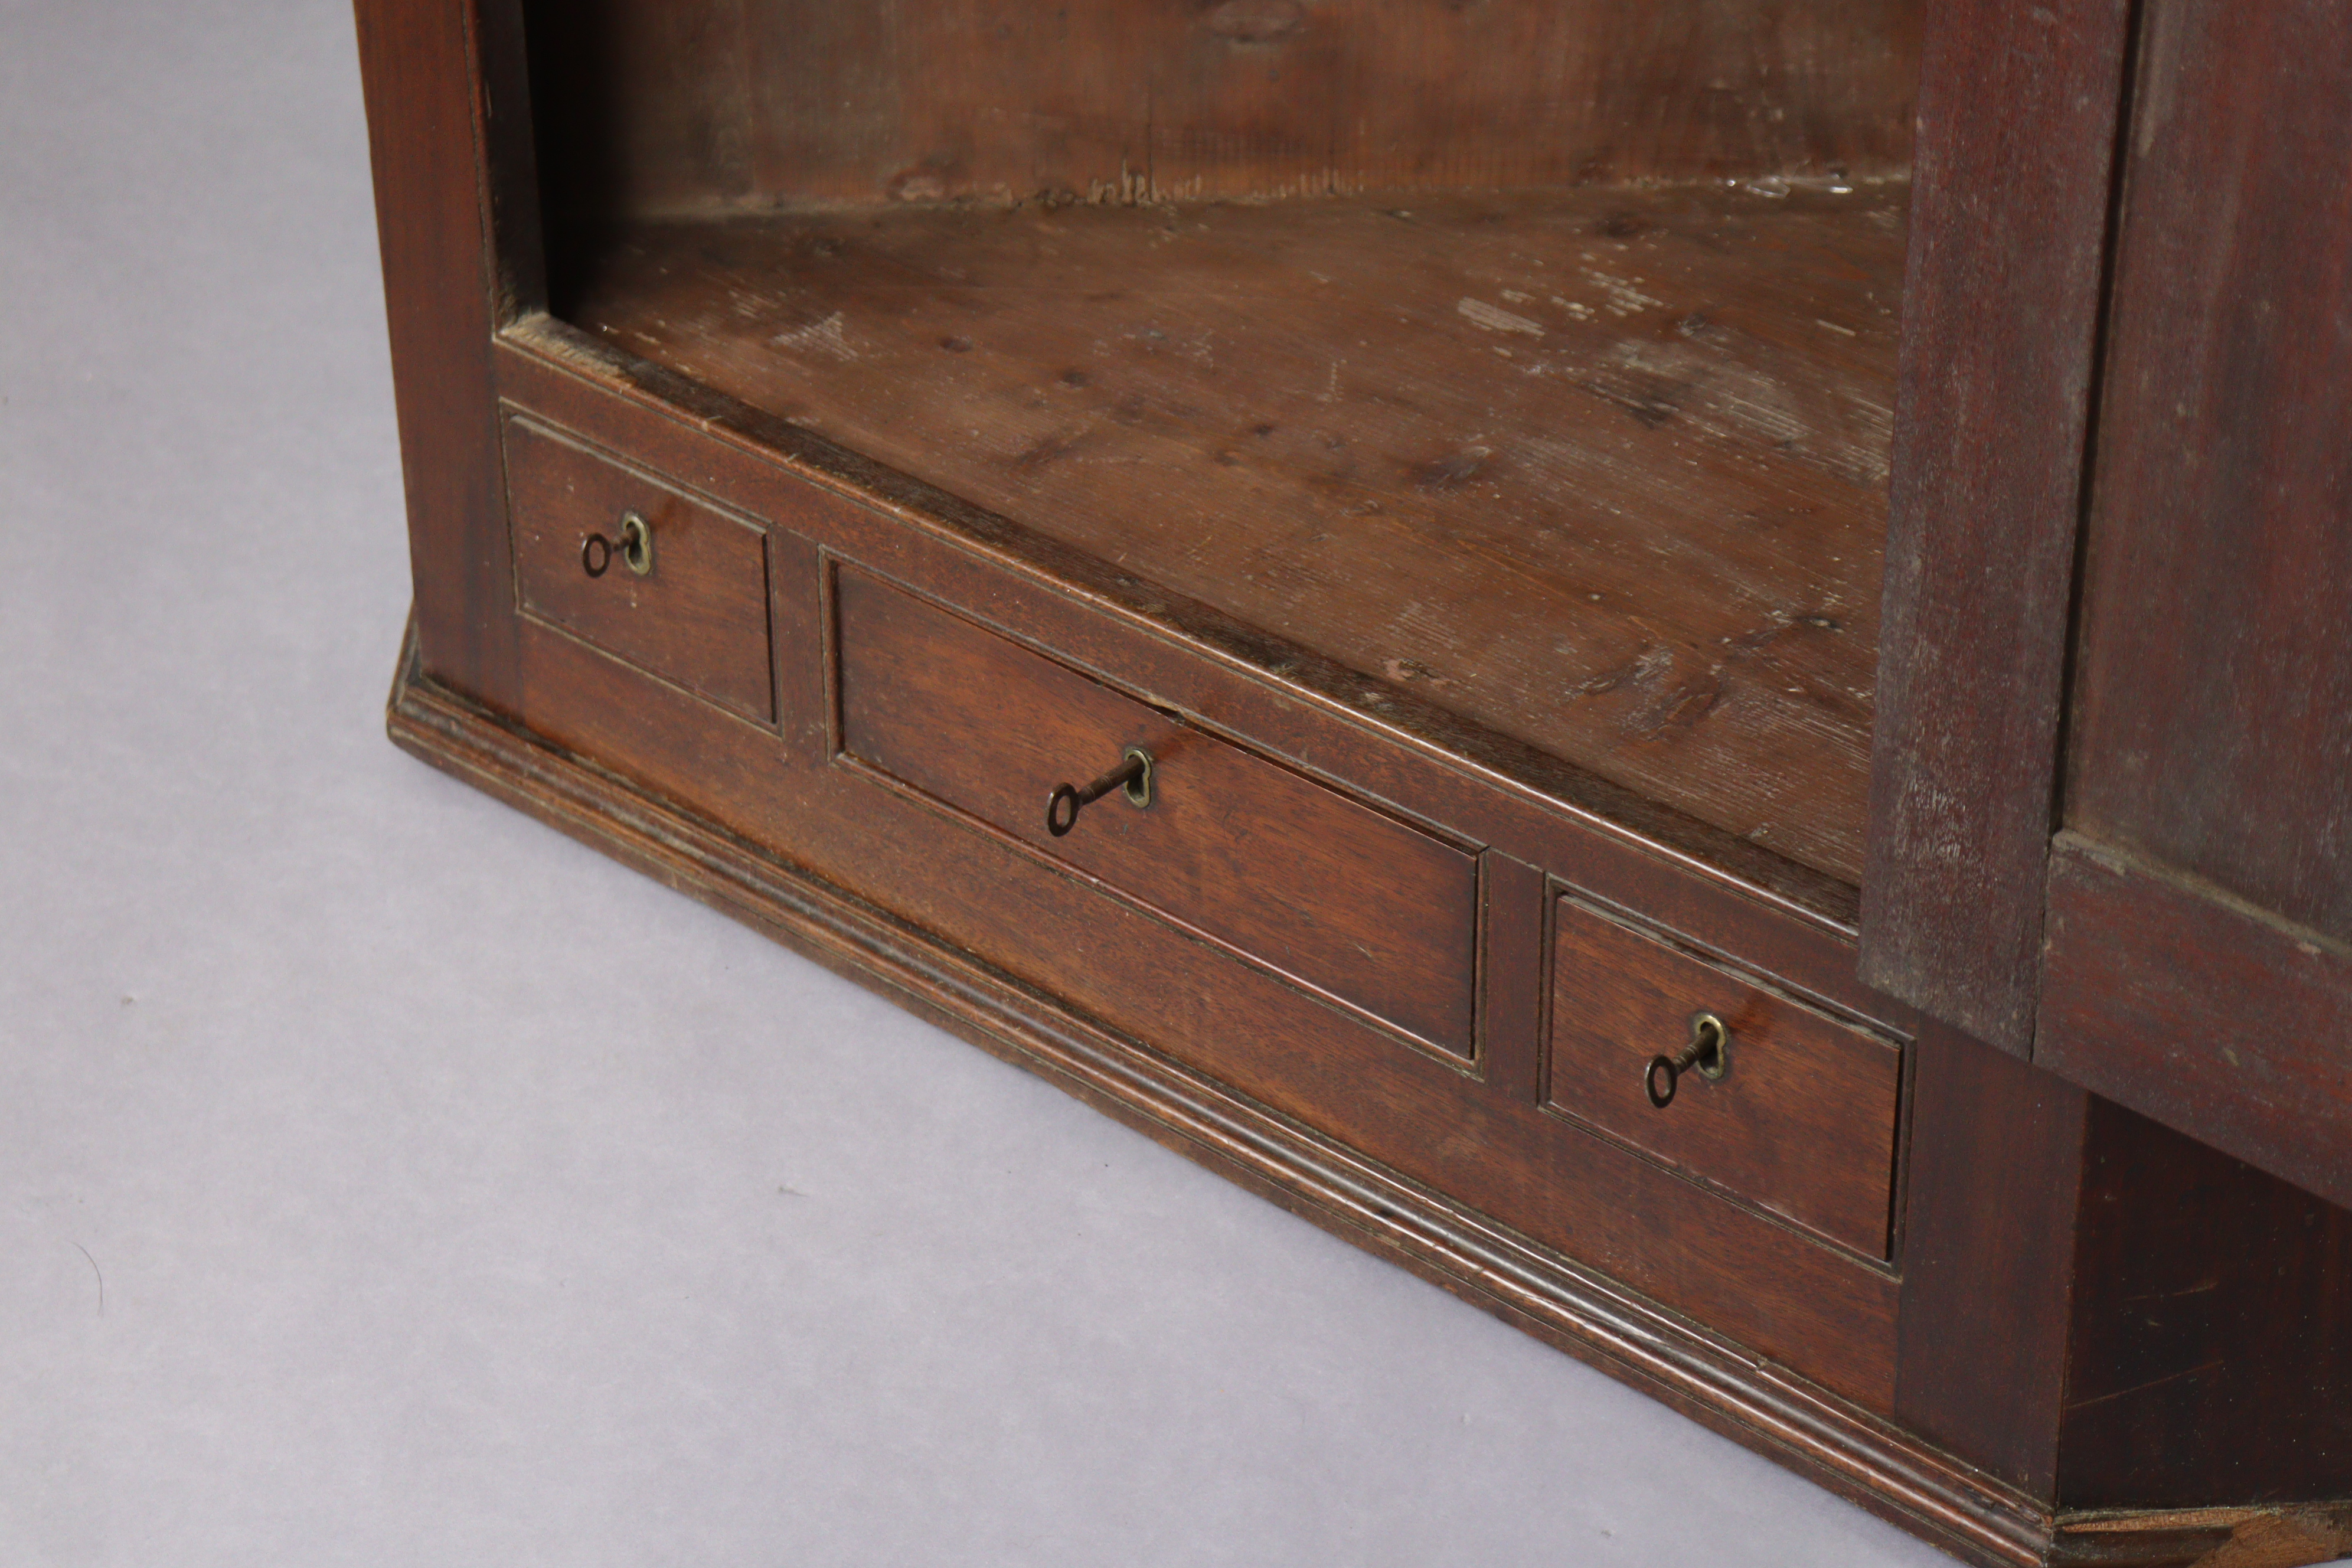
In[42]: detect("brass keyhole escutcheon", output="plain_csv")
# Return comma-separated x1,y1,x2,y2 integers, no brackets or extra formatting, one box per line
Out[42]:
1046,746,1155,838
1645,1011,1730,1109
581,511,655,579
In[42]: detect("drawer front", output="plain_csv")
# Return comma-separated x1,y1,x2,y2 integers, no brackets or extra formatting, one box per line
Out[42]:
504,413,774,723
1547,897,1901,1259
837,569,1479,1057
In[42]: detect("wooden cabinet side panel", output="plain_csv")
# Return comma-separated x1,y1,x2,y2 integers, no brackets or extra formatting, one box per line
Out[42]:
353,0,519,713
1894,1023,2088,1502
1861,0,2134,1054
2067,0,2352,945
2047,0,2352,1214
2057,1093,2352,1511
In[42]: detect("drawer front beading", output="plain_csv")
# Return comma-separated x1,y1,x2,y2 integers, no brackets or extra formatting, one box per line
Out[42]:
1547,897,1903,1259
504,412,774,724
835,567,1480,1059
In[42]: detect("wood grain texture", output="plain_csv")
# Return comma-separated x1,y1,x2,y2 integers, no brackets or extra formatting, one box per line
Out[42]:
835,567,1481,1056
1893,996,2352,1521
498,315,1868,931
475,0,546,316
1547,897,1902,1258
384,635,2004,1558
494,323,1901,950
1479,852,1548,1104
2047,1507,2352,1568
505,414,775,723
515,373,2352,1545
2066,0,2352,947
2039,837,2352,1214
1860,0,2135,1054
366,1,2352,1550
353,0,521,713
507,572,1902,1409
1893,1023,2088,1501
2058,1096,2352,1512
388,640,2352,1568
766,526,827,760
553,184,1903,884
521,0,1919,218
467,323,2352,1543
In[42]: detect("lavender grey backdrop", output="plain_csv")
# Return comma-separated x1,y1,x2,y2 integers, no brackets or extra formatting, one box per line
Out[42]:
0,4,2248,1566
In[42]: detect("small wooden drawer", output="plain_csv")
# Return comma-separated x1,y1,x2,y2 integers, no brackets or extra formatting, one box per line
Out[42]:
1547,898,1902,1259
835,569,1479,1057
504,413,774,724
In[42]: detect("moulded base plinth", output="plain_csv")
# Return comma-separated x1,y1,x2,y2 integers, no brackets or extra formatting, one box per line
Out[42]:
387,623,2351,1568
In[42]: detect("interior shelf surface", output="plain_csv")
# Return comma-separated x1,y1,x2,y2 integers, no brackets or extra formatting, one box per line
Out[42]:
553,182,1902,883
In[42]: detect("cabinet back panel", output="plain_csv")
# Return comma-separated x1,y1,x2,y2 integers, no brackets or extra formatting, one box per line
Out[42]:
524,0,1919,220
2068,0,2352,944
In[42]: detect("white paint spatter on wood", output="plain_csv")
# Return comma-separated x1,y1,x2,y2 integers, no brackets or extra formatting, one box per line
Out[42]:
769,311,858,361
1579,268,1667,317
1456,297,1546,337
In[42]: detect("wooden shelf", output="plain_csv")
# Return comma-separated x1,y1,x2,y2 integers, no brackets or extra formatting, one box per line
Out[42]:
553,182,1902,883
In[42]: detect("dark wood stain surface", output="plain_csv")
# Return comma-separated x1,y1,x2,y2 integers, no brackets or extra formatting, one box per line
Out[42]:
2049,1508,2352,1568
1896,1010,2352,1517
523,0,1919,220
1893,1025,2088,1501
360,0,2352,1553
483,341,2352,1557
2067,0,2352,946
555,184,1904,884
354,0,521,713
1547,897,1902,1259
2039,837,2352,1215
458,396,1911,1407
502,315,1869,929
1860,0,2135,1055
1479,852,1549,1105
515,606,1903,1407
2058,1095,2352,1511
836,567,1481,1056
505,414,775,723
392,613,2352,1563
393,642,2108,1568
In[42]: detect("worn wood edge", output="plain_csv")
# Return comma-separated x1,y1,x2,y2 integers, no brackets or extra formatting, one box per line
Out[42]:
2049,1503,2352,1568
351,0,522,716
1860,0,2137,1054
472,0,545,323
381,621,2087,1568
2053,832,2352,963
494,313,1867,938
2038,831,2352,1213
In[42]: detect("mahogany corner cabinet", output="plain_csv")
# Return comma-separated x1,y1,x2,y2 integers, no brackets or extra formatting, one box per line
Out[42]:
355,2,2352,1561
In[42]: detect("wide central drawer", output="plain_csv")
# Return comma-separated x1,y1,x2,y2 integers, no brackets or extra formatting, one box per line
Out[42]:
834,569,1479,1057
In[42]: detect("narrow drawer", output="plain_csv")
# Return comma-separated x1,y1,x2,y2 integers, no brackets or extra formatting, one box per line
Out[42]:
836,569,1479,1057
504,412,774,724
1547,898,1901,1259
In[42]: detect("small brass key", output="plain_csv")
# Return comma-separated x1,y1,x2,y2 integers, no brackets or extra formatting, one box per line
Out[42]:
1046,747,1155,837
